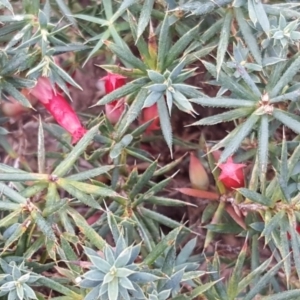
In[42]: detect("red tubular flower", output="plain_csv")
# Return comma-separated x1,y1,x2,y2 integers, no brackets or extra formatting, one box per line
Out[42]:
30,77,87,144
98,73,126,124
139,104,160,134
218,157,246,190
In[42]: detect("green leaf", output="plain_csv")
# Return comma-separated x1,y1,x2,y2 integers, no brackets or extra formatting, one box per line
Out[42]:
190,107,254,126
110,0,136,23
219,112,259,163
227,240,247,299
270,55,300,98
0,173,48,181
288,214,300,279
110,132,132,155
208,253,228,300
288,141,300,177
96,77,147,106
273,109,300,135
66,166,114,181
84,30,111,65
258,115,269,190
38,117,45,174
244,257,285,300
157,97,173,157
261,290,300,300
263,4,300,19
57,179,102,209
248,0,270,34
262,210,285,242
129,160,157,199
43,198,69,218
216,9,233,77
0,182,27,204
31,210,56,241
107,211,120,244
67,207,106,250
50,60,82,91
139,207,188,231
53,125,99,177
0,209,22,228
38,276,81,299
234,7,262,65
63,179,118,198
55,0,77,26
104,40,146,71
141,196,191,207
133,213,155,251
157,13,171,71
175,0,232,15
202,60,256,101
185,44,217,65
137,0,154,40
73,14,107,25
2,81,32,107
60,237,81,274
270,90,300,103
116,88,148,137
238,188,273,207
278,130,290,202
166,24,200,67
143,226,182,265
2,222,27,254
0,201,20,211
235,64,261,97
238,256,272,292
127,10,151,66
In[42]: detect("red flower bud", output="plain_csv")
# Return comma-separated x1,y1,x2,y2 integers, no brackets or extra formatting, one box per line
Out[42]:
30,77,87,144
98,73,126,124
139,104,160,134
101,73,126,93
189,152,210,190
218,157,246,190
105,98,125,125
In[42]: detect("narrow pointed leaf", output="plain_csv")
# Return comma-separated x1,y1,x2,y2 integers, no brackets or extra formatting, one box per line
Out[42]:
270,56,300,98
53,125,99,177
234,7,262,65
219,112,259,163
38,117,45,174
216,9,233,77
273,109,300,135
143,226,182,265
244,258,286,300
67,208,106,250
202,60,257,101
137,0,154,40
157,14,170,71
238,188,272,207
157,97,173,157
190,107,254,126
258,115,269,190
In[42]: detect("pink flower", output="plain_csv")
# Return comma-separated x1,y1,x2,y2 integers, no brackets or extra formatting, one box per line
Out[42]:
140,104,160,134
30,77,87,144
98,73,126,124
218,157,246,190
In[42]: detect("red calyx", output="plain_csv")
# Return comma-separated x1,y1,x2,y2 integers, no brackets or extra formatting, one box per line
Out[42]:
218,156,246,190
